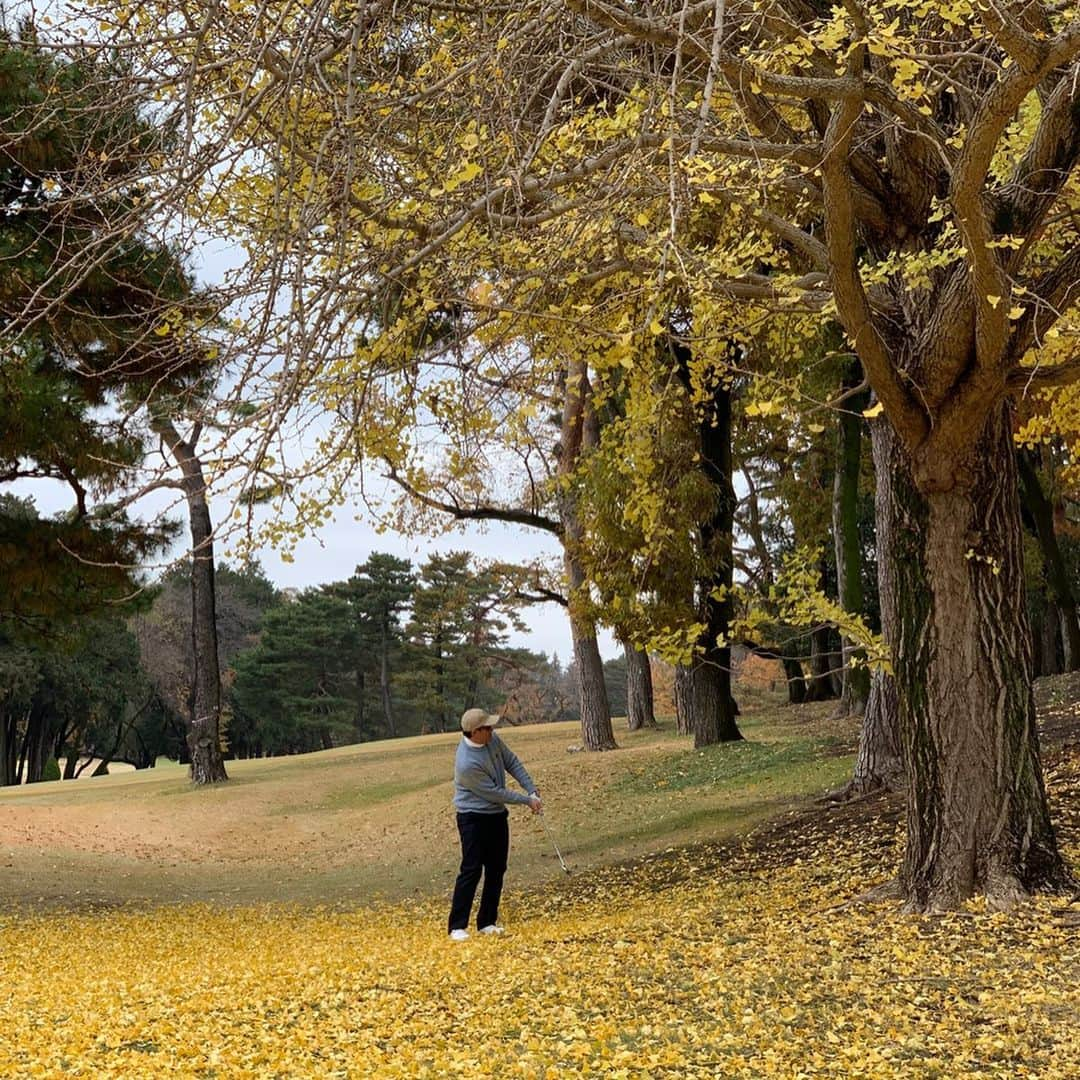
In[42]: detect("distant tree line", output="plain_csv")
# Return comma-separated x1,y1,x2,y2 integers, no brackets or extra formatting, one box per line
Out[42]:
0,547,592,783
216,550,577,757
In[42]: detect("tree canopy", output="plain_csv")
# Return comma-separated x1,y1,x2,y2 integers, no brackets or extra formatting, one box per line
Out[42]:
15,0,1077,908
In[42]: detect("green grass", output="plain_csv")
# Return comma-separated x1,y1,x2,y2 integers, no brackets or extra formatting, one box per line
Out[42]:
616,735,849,794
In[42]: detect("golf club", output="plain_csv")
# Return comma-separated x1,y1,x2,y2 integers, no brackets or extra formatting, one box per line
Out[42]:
539,808,571,874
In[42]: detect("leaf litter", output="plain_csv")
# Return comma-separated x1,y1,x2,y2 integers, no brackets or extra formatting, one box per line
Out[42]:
0,699,1076,1078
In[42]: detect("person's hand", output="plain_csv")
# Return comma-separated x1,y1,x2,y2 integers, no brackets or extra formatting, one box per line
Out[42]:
528,795,542,814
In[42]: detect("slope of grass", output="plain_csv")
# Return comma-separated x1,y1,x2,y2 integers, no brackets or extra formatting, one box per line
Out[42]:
0,694,854,908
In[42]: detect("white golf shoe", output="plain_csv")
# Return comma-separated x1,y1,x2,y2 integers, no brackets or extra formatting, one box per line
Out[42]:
449,929,470,941
478,925,505,935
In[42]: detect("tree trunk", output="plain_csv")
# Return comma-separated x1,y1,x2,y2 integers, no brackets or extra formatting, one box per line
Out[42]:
1059,607,1076,671
132,727,156,770
153,418,228,785
0,711,16,785
1030,610,1045,677
894,404,1064,910
1018,449,1080,671
804,625,838,701
21,705,47,784
558,356,617,751
674,665,692,735
847,417,904,795
435,644,449,732
571,610,617,750
851,669,903,794
25,727,46,783
172,714,192,765
782,657,807,704
465,625,482,709
354,668,366,742
624,643,656,731
185,466,227,783
464,672,480,711
827,635,845,697
1041,601,1063,676
676,342,741,747
52,722,69,771
833,361,871,715
689,660,742,747
379,622,396,737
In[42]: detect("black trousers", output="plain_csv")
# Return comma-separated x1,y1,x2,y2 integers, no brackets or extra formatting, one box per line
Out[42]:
448,810,510,931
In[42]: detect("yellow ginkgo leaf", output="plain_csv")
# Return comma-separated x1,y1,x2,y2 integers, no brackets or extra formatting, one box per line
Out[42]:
471,281,495,306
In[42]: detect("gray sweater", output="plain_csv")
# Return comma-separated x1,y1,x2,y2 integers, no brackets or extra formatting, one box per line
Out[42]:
453,733,537,813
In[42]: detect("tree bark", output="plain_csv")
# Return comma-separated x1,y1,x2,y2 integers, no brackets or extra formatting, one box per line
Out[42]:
571,613,616,749
1017,449,1080,671
558,356,617,751
804,624,838,702
0,710,16,785
434,641,447,732
354,668,366,742
1056,607,1074,670
153,418,228,784
782,657,807,704
1041,601,1063,676
675,342,741,747
624,643,656,730
21,705,47,784
833,361,871,715
847,417,904,795
893,404,1064,910
674,665,692,735
852,669,903,793
689,659,742,747
378,620,397,737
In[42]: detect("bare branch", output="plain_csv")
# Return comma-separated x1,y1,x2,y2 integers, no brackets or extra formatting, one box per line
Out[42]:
384,464,563,537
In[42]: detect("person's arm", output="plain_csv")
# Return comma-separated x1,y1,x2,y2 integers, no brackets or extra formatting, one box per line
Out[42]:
497,739,538,796
456,760,534,806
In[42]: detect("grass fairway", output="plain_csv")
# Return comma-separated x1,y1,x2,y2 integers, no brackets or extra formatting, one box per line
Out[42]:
0,692,854,908
0,689,1077,1078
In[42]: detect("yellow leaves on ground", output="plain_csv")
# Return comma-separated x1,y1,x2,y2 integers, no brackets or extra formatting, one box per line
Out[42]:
0,826,1077,1078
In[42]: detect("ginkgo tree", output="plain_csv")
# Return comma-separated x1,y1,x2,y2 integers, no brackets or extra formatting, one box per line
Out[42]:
101,0,1080,908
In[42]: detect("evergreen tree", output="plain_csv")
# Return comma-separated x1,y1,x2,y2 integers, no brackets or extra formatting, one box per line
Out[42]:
0,29,202,637
402,552,523,731
230,592,356,756
349,555,414,738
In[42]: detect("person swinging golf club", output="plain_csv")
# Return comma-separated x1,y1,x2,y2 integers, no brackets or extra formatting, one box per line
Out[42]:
447,707,541,941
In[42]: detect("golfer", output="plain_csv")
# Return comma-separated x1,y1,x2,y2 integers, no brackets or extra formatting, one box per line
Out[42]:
447,707,541,940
